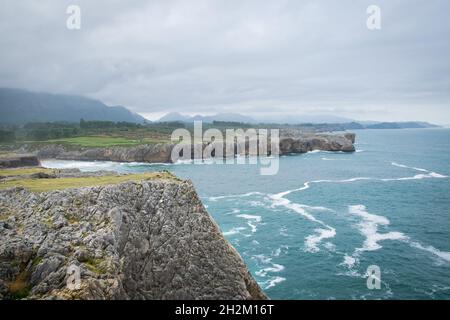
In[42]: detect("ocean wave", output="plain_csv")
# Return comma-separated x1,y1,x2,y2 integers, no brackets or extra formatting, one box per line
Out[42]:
270,162,447,202
269,188,336,252
223,227,246,236
120,161,171,167
272,245,289,257
255,263,285,277
391,162,429,172
41,159,118,170
342,205,450,268
236,214,262,233
321,157,350,161
261,276,286,290
305,228,337,253
252,254,286,289
236,214,262,222
349,205,409,253
207,192,263,201
409,241,450,263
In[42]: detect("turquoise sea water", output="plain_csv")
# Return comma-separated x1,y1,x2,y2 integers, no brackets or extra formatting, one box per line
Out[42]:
42,129,450,299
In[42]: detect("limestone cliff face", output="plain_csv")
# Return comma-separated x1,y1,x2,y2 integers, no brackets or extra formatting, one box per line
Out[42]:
27,133,355,163
279,134,355,154
0,178,266,300
0,154,40,168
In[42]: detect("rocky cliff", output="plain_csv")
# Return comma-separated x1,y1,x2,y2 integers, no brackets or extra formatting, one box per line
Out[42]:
0,172,266,300
0,154,40,168
21,132,355,163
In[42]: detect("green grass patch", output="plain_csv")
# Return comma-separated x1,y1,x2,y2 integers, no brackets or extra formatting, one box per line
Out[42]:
46,136,142,148
84,258,107,274
8,270,30,299
0,171,178,192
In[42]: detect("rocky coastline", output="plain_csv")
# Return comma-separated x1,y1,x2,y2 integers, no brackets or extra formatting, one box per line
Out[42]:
13,132,356,164
0,169,266,300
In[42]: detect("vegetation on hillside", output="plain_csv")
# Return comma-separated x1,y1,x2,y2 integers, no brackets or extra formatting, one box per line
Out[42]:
0,169,178,192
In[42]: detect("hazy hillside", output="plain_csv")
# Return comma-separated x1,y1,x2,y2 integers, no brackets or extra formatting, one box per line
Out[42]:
158,112,257,123
0,88,146,124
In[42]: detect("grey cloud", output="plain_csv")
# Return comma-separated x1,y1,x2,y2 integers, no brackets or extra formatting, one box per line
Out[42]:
0,0,449,123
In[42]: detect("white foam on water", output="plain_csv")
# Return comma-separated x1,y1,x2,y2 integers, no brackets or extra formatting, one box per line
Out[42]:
342,254,357,268
252,254,286,289
391,162,428,172
389,162,448,179
41,159,118,171
409,241,450,263
255,263,285,277
272,245,289,257
236,214,262,222
279,226,289,237
321,157,349,161
121,161,171,167
263,276,286,289
305,228,337,253
269,186,336,252
324,242,336,252
236,214,262,233
223,227,246,236
247,221,257,233
298,204,334,212
208,192,263,201
343,205,450,268
349,205,409,253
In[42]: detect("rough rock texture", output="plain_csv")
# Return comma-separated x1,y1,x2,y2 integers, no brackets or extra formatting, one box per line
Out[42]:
19,133,355,163
0,154,40,168
279,134,355,154
0,179,266,300
35,144,173,163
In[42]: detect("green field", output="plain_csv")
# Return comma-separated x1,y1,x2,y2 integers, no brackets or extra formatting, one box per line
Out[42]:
0,170,178,192
43,136,170,148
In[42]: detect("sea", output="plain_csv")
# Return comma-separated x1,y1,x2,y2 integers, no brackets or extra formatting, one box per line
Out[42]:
41,128,450,299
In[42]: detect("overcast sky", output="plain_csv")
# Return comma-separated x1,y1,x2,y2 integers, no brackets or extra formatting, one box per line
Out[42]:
1,0,449,123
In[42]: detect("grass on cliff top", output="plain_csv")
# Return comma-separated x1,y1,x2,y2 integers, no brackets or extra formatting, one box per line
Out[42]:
46,136,142,147
40,135,170,148
0,171,179,192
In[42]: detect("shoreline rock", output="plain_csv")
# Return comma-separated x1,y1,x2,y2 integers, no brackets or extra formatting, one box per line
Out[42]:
0,154,40,168
0,175,267,300
14,133,356,164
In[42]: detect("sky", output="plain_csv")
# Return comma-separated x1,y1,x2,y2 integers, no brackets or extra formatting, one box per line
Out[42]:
1,0,449,124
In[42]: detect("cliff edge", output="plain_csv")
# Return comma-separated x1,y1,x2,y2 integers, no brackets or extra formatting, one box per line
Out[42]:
0,171,266,300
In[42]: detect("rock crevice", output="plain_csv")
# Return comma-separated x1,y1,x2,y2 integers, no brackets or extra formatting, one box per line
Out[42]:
0,178,266,300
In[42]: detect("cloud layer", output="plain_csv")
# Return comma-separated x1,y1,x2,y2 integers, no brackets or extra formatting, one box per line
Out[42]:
1,0,449,123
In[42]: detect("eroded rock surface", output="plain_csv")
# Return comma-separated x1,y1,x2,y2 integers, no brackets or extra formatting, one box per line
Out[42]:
0,178,266,300
0,154,40,168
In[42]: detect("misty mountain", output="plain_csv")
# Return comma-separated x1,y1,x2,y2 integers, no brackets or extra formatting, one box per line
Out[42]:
255,114,356,124
158,112,438,130
364,121,439,129
158,112,257,123
0,88,146,124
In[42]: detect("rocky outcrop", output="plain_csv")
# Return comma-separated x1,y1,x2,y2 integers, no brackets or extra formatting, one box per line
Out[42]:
22,133,355,163
0,154,40,168
0,175,266,300
279,134,355,154
34,144,173,163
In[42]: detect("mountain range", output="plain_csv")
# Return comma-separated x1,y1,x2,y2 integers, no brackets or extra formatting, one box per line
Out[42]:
0,88,145,124
0,88,439,129
157,112,438,129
